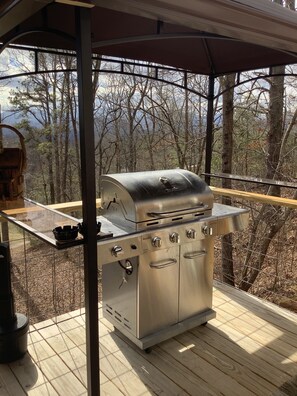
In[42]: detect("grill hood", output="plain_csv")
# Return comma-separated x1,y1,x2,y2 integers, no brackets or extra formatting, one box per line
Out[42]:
100,169,213,231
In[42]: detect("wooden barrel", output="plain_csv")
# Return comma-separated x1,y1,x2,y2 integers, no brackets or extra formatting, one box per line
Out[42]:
0,124,26,210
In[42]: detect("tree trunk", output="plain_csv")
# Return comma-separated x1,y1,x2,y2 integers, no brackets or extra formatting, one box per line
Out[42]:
239,65,286,291
266,66,285,195
238,0,296,292
220,73,236,286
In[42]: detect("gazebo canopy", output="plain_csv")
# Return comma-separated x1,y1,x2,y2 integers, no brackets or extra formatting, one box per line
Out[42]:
1,0,297,75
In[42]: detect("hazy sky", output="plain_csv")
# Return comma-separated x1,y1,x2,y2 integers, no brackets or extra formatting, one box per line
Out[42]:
0,48,31,114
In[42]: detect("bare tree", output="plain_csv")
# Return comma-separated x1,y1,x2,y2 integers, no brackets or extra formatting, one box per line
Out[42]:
239,0,296,291
9,51,82,203
219,73,236,286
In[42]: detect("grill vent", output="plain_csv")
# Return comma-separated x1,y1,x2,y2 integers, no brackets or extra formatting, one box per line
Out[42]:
147,221,159,227
104,304,131,329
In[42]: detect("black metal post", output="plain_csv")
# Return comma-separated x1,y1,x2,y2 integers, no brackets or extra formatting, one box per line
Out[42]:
75,7,100,395
204,74,215,185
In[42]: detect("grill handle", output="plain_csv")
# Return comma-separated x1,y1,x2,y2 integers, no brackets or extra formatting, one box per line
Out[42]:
149,258,177,269
147,204,209,218
184,250,207,259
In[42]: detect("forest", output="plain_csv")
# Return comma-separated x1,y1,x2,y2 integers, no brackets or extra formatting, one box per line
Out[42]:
2,52,296,204
0,0,296,311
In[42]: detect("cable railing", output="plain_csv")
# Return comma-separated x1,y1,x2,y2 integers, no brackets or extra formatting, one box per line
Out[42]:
211,174,297,313
1,178,296,327
6,226,85,324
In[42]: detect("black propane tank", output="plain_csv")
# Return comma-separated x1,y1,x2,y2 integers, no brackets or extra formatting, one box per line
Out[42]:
0,243,29,362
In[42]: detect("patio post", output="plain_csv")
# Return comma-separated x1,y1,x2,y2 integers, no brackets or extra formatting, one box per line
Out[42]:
75,7,100,395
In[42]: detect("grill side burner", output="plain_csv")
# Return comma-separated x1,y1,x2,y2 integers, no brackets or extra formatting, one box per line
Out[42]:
99,169,249,350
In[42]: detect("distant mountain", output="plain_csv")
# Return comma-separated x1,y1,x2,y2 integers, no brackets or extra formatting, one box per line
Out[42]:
0,109,20,125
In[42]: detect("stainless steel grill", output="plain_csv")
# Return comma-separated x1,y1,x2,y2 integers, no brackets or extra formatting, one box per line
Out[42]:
98,169,248,350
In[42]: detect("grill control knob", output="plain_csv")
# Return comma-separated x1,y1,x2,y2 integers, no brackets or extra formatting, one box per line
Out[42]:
111,245,123,257
186,229,196,239
202,225,213,236
151,236,162,248
169,232,180,243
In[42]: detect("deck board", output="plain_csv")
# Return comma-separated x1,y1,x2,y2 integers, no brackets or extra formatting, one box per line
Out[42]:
1,282,297,395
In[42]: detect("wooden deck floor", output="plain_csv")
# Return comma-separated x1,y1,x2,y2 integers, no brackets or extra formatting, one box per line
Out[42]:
1,281,297,396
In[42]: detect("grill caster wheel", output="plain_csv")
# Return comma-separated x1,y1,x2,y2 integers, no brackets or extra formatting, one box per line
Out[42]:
201,322,208,326
144,347,152,354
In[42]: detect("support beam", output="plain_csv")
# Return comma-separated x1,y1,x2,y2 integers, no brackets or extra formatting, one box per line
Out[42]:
75,7,100,395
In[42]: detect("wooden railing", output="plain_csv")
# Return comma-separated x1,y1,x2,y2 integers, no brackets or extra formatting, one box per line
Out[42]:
210,187,297,209
47,198,102,213
48,188,297,212
1,189,296,217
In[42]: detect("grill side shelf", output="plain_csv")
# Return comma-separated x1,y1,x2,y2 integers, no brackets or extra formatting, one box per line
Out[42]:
0,200,249,253
212,203,249,236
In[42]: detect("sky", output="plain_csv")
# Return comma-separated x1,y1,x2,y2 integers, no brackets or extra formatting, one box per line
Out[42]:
0,50,13,110
2,46,297,125
0,48,32,119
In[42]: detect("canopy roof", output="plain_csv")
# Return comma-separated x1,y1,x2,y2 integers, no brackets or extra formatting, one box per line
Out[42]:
1,0,297,75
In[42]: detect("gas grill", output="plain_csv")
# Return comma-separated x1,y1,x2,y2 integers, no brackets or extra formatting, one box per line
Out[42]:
98,169,249,350
0,169,249,351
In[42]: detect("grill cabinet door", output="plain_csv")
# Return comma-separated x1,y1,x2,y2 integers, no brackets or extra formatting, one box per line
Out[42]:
179,238,214,321
102,257,138,336
138,246,179,338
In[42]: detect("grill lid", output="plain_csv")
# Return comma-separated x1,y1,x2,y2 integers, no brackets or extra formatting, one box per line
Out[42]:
100,169,213,230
